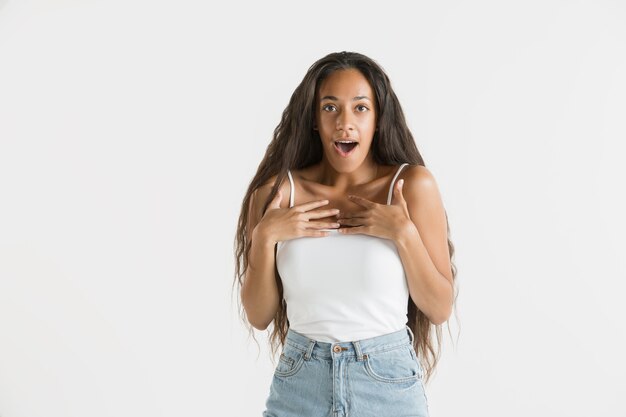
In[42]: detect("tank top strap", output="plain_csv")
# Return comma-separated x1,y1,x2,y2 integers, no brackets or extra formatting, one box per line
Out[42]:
286,169,295,208
386,163,410,205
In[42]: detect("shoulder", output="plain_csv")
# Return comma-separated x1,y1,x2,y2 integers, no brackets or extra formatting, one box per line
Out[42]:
400,164,437,186
398,164,443,206
253,173,292,214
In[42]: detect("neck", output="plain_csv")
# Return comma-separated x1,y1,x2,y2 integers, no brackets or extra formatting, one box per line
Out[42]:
317,152,378,190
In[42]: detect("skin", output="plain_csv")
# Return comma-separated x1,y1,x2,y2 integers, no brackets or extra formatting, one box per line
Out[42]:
247,68,454,327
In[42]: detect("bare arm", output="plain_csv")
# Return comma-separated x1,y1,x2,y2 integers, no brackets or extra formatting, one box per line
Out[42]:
394,166,454,325
240,186,280,331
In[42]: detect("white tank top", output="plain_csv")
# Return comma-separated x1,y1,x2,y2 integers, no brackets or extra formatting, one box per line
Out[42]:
276,163,411,342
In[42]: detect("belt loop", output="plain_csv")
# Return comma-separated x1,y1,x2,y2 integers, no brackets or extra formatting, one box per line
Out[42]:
304,339,315,360
352,340,364,361
406,325,415,344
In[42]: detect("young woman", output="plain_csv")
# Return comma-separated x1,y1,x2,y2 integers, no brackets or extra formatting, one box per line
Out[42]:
234,51,457,417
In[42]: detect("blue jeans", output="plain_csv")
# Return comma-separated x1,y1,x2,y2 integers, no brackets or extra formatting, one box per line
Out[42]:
262,325,430,417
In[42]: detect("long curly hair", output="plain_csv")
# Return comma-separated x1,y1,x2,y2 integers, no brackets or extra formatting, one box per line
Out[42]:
233,51,458,383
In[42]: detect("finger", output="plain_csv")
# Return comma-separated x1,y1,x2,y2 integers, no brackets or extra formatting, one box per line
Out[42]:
337,217,366,227
347,195,377,208
338,225,365,235
307,221,341,229
392,179,405,204
295,199,331,212
269,189,282,208
306,208,341,220
302,229,332,238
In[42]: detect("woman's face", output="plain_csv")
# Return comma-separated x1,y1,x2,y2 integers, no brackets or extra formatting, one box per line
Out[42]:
315,68,377,168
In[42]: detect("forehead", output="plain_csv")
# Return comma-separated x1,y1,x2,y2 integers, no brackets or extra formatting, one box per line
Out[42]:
317,68,373,98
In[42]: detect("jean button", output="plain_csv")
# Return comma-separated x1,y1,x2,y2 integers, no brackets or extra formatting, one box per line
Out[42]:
332,345,342,353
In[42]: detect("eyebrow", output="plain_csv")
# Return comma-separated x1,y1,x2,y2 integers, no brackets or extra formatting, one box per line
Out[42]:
320,95,372,102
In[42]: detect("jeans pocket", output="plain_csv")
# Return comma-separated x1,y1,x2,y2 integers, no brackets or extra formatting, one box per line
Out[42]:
363,344,421,384
408,344,425,379
274,344,305,378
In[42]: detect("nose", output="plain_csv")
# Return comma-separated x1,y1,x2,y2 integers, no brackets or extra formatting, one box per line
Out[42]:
336,110,355,132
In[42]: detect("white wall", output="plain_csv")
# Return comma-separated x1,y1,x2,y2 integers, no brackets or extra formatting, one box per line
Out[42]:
1,0,624,416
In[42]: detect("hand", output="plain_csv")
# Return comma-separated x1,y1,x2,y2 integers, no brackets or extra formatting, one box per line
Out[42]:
337,179,416,241
254,190,341,245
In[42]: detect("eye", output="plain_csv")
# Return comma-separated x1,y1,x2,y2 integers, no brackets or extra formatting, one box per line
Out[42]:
322,104,337,112
356,104,369,112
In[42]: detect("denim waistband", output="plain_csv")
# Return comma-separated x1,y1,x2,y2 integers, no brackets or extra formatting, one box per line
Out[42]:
284,326,415,361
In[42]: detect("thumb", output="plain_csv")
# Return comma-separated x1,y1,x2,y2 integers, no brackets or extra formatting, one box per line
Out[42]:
269,189,282,208
392,179,405,204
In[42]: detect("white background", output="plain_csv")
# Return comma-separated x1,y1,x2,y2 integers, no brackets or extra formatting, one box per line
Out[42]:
1,0,625,416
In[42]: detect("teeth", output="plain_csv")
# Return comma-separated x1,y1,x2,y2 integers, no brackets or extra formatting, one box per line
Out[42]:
336,140,356,144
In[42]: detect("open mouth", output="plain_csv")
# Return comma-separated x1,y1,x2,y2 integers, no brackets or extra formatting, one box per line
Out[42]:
334,140,358,157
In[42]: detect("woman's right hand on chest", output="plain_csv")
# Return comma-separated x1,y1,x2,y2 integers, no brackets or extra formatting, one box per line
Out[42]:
253,190,341,245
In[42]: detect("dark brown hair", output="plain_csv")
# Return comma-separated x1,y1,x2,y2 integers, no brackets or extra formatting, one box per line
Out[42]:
233,51,457,383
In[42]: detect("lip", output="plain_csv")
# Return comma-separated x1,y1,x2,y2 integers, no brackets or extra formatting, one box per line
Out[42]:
333,141,359,158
